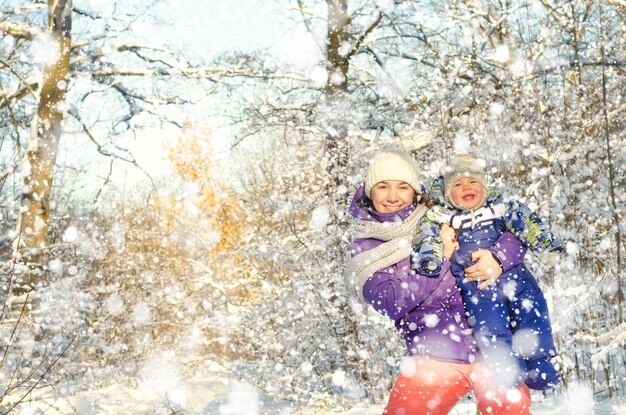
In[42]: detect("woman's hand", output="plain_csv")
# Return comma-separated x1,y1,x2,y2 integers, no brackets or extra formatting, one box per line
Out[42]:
464,250,504,289
441,224,459,260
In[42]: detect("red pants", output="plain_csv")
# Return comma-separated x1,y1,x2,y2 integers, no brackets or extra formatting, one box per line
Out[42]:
383,356,531,415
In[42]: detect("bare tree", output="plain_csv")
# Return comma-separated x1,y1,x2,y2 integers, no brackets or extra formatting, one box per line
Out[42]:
0,1,233,290
14,0,73,274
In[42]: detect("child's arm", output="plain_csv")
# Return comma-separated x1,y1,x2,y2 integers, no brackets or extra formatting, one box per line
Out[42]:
411,205,450,276
503,200,563,254
427,175,447,205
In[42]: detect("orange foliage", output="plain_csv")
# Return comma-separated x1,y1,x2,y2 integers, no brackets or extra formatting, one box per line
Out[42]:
154,123,244,259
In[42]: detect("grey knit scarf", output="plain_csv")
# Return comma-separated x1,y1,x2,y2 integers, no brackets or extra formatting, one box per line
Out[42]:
345,204,428,303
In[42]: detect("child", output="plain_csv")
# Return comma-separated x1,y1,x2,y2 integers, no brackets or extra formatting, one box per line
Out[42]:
413,154,561,390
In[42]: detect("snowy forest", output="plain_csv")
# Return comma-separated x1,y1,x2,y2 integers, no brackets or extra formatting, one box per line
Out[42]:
0,0,625,414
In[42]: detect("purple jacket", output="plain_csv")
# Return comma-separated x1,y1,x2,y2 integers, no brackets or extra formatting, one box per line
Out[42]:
348,185,526,364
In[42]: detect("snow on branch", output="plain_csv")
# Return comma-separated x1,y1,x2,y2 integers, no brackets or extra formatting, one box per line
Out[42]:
591,322,626,364
0,59,39,109
345,12,383,60
0,21,39,40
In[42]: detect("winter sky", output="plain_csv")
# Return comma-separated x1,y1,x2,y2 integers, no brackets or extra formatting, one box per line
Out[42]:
102,0,322,186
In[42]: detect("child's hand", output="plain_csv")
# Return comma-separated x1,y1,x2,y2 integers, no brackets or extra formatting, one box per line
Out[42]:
440,224,456,243
441,224,459,259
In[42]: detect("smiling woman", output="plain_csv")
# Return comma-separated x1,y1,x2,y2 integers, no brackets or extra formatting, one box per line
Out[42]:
363,149,423,212
370,180,415,213
365,151,421,213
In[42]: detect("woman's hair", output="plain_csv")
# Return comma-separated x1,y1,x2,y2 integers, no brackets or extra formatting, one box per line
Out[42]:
417,193,434,208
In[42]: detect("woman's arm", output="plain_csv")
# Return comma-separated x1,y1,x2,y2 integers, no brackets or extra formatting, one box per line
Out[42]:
485,230,527,272
452,231,527,289
362,260,444,321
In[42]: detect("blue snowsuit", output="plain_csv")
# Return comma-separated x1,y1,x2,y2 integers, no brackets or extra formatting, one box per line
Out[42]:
413,176,562,390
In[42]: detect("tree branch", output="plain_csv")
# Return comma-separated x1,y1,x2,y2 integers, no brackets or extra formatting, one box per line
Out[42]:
0,58,39,109
345,12,383,60
67,108,156,188
0,21,39,40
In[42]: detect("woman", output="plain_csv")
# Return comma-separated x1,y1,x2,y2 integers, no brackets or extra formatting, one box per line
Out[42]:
345,149,532,414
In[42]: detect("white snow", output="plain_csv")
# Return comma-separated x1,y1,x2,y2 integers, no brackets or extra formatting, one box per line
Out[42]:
2,2,624,415
6,364,622,414
309,205,331,230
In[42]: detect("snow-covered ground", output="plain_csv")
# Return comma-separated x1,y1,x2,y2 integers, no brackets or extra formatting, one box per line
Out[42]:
8,361,625,415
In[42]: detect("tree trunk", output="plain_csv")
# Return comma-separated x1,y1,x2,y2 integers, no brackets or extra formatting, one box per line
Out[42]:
325,0,349,96
598,5,623,324
13,0,72,288
323,0,363,398
325,0,350,189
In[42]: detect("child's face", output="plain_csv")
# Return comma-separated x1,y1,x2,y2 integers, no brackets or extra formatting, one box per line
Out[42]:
450,177,484,210
371,180,415,213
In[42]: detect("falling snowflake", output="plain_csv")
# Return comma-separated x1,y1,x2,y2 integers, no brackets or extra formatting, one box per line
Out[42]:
309,205,330,230
332,369,346,387
423,314,440,328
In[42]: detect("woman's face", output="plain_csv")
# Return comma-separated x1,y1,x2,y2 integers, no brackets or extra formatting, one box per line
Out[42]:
450,177,484,209
370,180,416,213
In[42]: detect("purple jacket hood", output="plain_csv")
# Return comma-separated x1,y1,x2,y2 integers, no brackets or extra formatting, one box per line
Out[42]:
349,185,416,223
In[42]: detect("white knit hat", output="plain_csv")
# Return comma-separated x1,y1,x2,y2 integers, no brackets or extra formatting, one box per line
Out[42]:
442,155,488,209
365,149,421,198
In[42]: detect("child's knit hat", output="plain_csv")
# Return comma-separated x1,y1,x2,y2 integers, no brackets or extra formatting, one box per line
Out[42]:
365,149,421,198
442,155,488,209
